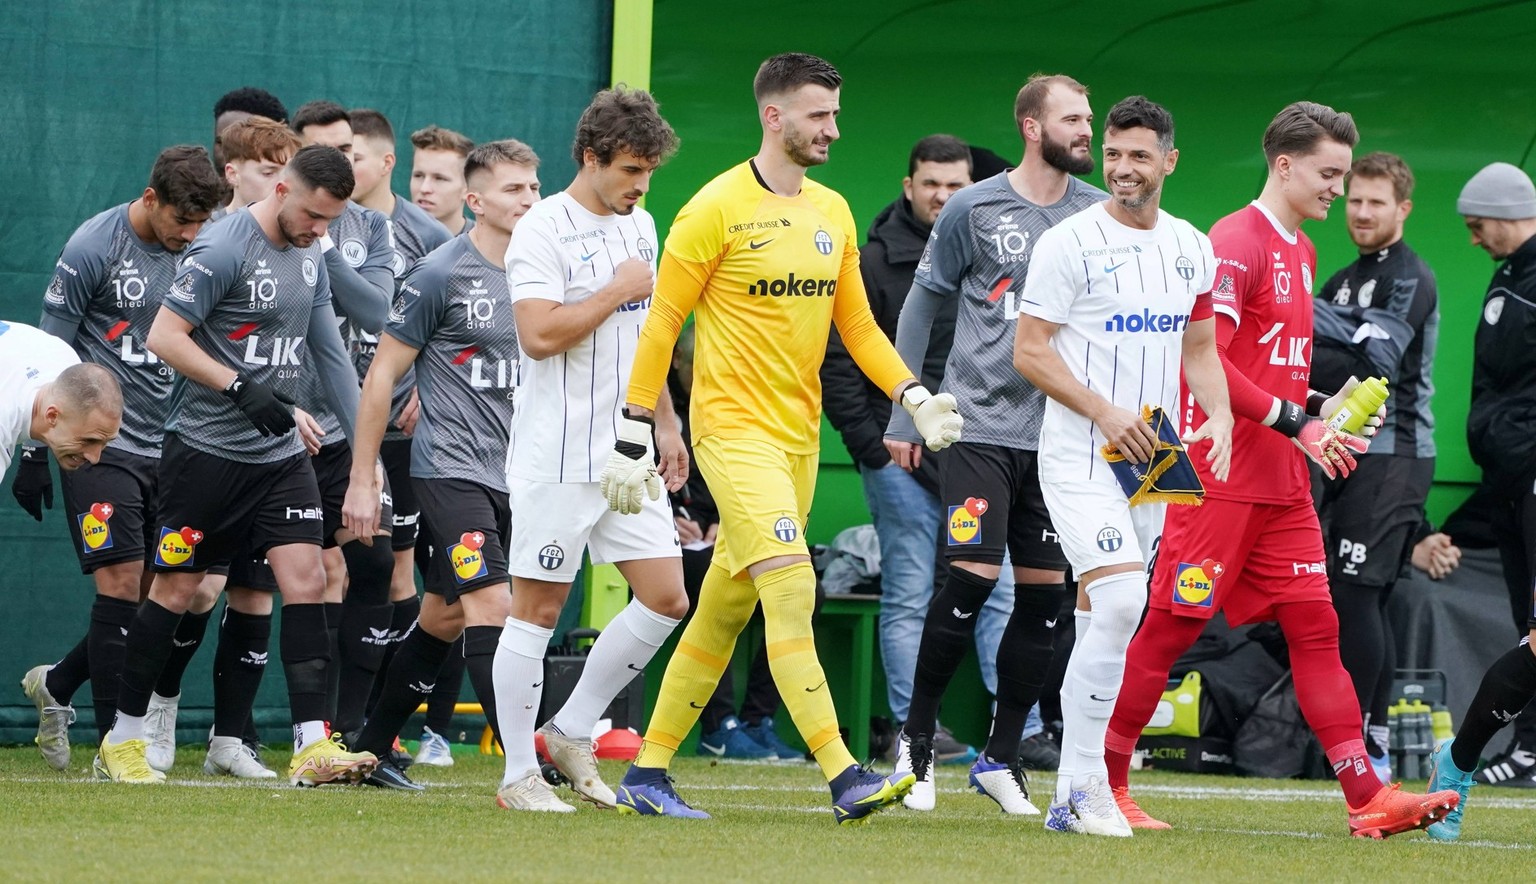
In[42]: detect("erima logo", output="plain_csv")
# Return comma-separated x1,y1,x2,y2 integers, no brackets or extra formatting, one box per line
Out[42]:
1104,310,1190,333
242,651,268,665
748,274,836,297
952,608,974,619
409,681,437,693
363,627,392,645
173,638,198,648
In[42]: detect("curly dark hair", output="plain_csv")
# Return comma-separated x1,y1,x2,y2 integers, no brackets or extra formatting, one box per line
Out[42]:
571,86,679,167
148,145,226,215
213,86,288,123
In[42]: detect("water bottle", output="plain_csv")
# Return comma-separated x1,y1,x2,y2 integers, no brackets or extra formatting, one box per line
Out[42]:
1387,702,1405,779
1431,703,1455,745
1326,377,1390,435
1406,701,1433,779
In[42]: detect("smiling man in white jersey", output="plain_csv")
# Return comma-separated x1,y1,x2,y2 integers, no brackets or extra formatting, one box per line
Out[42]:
1015,96,1233,835
492,88,691,813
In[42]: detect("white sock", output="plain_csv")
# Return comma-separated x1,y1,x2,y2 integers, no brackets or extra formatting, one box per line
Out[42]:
1067,572,1146,785
551,599,680,739
494,616,555,786
1055,608,1091,804
295,720,328,749
108,712,146,743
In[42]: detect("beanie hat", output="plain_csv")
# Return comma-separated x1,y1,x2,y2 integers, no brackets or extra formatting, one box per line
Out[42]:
1458,162,1536,219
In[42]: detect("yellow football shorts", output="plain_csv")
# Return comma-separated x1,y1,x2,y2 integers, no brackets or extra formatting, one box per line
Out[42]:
692,435,818,579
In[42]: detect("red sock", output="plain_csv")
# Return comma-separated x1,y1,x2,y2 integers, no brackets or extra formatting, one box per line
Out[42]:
1104,607,1207,791
1326,739,1381,808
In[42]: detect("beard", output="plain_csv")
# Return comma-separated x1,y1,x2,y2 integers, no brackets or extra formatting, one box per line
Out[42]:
1349,224,1395,253
1113,180,1162,213
784,124,828,168
1041,130,1094,176
277,210,315,248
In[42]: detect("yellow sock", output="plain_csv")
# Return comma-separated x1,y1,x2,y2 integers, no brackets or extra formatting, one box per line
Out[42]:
634,565,757,769
756,562,856,781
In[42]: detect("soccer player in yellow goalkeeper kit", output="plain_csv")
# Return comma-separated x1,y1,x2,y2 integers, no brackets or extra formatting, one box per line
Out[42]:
600,52,964,825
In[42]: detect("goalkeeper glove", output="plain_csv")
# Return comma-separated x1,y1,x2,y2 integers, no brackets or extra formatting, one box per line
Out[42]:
223,373,297,437
900,385,964,451
1271,399,1369,479
10,446,53,521
600,410,662,514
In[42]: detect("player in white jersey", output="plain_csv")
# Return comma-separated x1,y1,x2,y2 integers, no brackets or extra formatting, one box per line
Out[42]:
1015,97,1233,835
0,321,120,474
492,88,690,812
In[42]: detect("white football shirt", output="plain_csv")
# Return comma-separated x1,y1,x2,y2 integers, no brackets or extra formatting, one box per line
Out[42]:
1020,202,1216,484
0,321,82,473
505,191,660,483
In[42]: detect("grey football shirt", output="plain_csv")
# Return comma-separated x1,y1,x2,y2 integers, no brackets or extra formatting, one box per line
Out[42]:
389,196,453,277
160,210,332,463
387,235,517,490
910,172,1105,450
308,202,394,445
40,203,178,457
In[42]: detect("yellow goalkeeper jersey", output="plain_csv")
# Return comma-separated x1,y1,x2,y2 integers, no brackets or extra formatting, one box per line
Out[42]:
627,160,912,454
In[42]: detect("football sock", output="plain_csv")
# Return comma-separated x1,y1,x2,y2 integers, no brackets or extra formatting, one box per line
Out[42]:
368,596,420,715
1064,572,1146,783
294,720,328,749
154,608,210,698
85,595,137,739
279,603,331,727
1327,738,1381,808
463,625,503,749
1452,642,1536,772
552,599,680,739
355,626,452,756
1275,599,1373,805
425,635,466,734
114,599,184,723
323,601,343,721
333,539,396,733
46,636,90,706
213,608,271,738
1056,607,1091,804
635,564,756,770
985,583,1063,763
1331,580,1387,724
1104,605,1205,792
757,562,854,781
907,565,997,741
493,617,553,784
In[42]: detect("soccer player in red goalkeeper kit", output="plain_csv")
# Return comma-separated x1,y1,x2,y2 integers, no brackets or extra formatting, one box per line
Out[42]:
1100,102,1460,839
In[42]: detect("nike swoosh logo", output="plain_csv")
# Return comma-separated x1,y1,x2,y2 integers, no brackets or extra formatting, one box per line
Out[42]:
698,742,726,756
626,663,645,672
749,239,773,249
579,251,597,262
1089,694,1117,702
639,794,664,812
805,680,827,693
1045,619,1058,629
1104,261,1126,274
952,608,974,619
689,701,706,709
532,681,543,688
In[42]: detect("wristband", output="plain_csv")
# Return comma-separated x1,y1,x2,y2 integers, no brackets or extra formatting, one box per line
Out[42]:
1305,391,1329,416
1269,399,1308,438
320,234,336,254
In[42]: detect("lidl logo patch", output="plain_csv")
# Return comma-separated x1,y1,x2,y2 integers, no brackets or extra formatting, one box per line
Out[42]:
450,531,488,584
947,505,982,546
155,525,202,568
78,501,115,553
1173,559,1224,608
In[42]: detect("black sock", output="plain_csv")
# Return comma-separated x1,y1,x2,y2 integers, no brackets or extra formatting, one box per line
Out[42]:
1453,644,1536,771
116,600,184,721
369,596,420,716
1330,581,1386,723
985,584,1062,763
333,540,395,733
324,601,343,722
154,608,211,698
84,596,138,739
425,635,466,733
46,636,91,706
281,603,332,727
463,625,503,749
357,626,452,755
213,609,271,738
906,565,997,739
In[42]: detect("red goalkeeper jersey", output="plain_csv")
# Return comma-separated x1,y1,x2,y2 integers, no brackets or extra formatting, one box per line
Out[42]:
1180,202,1318,504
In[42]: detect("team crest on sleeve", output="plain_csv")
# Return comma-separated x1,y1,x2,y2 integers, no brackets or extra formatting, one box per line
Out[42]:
450,531,489,583
773,517,798,543
77,502,115,553
813,229,834,256
538,543,565,571
170,271,199,303
1173,559,1224,608
1357,278,1375,308
1175,256,1195,281
1096,526,1123,553
154,525,203,568
341,239,368,267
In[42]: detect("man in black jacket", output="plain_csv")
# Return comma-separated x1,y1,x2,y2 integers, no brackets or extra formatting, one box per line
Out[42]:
823,135,1010,766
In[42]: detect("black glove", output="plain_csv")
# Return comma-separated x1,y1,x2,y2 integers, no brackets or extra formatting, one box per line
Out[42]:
223,373,297,436
10,446,53,521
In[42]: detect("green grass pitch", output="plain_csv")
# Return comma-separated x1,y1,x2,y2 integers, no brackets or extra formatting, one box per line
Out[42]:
2,747,1531,881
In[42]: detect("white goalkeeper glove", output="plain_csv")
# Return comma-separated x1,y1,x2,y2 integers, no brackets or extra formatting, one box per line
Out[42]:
600,411,662,514
901,385,963,452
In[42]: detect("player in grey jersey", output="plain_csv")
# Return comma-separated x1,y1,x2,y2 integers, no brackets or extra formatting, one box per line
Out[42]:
13,147,225,772
96,145,377,785
339,139,537,789
351,109,453,277
886,74,1105,815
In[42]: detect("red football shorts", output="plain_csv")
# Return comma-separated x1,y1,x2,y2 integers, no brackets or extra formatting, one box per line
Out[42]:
1149,497,1329,626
